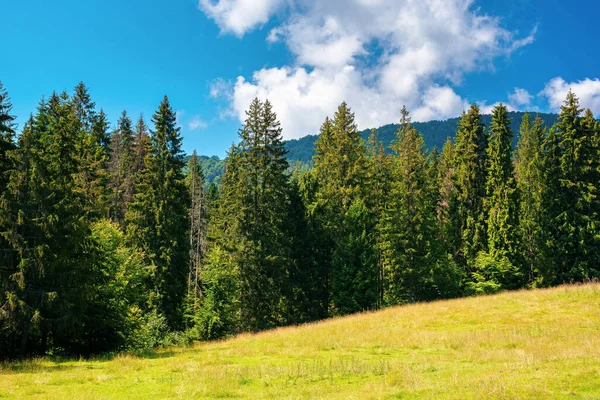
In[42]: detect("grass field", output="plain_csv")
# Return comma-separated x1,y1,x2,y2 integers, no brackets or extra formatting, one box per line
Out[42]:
1,284,599,399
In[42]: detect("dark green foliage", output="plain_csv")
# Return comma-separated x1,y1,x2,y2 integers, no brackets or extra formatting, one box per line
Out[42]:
0,92,122,357
282,112,559,165
542,92,600,283
515,114,546,284
109,111,135,224
470,104,522,293
332,199,378,314
185,151,208,327
380,107,440,304
313,103,378,315
3,81,600,360
126,96,190,329
453,104,489,268
132,114,151,178
73,84,110,220
0,82,17,269
197,145,242,339
92,109,111,149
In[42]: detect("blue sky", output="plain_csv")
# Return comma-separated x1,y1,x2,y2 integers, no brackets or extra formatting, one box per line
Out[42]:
3,0,600,157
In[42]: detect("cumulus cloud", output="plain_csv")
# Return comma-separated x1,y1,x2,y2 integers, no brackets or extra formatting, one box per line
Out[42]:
540,77,600,115
509,88,533,107
198,0,284,36
201,0,538,139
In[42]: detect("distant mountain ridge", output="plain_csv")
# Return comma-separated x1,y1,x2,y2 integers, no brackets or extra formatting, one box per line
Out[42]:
199,111,560,184
285,111,559,164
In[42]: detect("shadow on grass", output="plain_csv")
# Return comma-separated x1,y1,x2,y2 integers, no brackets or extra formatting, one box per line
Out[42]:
0,348,186,375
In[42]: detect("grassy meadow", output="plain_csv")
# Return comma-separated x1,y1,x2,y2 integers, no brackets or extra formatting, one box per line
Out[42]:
1,283,599,399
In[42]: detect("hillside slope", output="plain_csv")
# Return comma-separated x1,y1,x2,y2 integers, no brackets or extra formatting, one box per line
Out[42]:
2,284,599,399
201,111,559,183
284,111,559,164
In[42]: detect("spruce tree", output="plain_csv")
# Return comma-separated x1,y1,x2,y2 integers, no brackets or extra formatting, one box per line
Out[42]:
366,130,392,308
72,86,109,220
515,114,547,284
108,111,134,224
126,96,190,328
313,102,377,315
92,109,111,149
453,104,488,269
185,151,208,325
72,82,96,132
437,138,461,263
235,98,291,331
0,82,16,266
132,114,151,178
380,106,438,304
1,93,98,355
0,82,17,354
470,104,521,293
546,92,600,282
198,145,242,339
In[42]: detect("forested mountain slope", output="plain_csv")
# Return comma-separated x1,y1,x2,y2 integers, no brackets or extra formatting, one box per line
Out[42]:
202,111,559,183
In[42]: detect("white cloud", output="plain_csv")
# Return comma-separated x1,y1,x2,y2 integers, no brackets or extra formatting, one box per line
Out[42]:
413,86,469,121
189,116,209,131
198,0,283,36
541,77,600,115
201,0,537,139
477,101,516,115
509,88,533,107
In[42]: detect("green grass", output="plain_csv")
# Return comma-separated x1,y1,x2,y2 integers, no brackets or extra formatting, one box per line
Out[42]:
2,284,600,399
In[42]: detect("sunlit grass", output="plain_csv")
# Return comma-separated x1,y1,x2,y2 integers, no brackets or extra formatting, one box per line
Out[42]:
2,283,599,399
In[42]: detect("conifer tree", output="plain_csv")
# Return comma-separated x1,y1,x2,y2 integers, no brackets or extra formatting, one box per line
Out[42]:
198,145,242,339
132,114,150,178
0,82,17,351
0,82,16,194
108,111,134,224
235,98,291,330
366,130,392,307
126,96,190,328
313,102,376,315
0,93,100,355
437,138,460,261
380,107,438,304
72,82,96,132
515,114,546,284
470,104,521,293
453,104,488,269
72,86,109,220
185,151,208,324
0,82,16,241
92,109,111,149
546,92,600,282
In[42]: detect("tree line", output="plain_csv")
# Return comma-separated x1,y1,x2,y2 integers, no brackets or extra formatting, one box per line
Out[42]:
0,81,598,358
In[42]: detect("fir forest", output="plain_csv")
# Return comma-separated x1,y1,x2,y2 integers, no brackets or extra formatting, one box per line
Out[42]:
2,0,600,398
1,81,598,358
